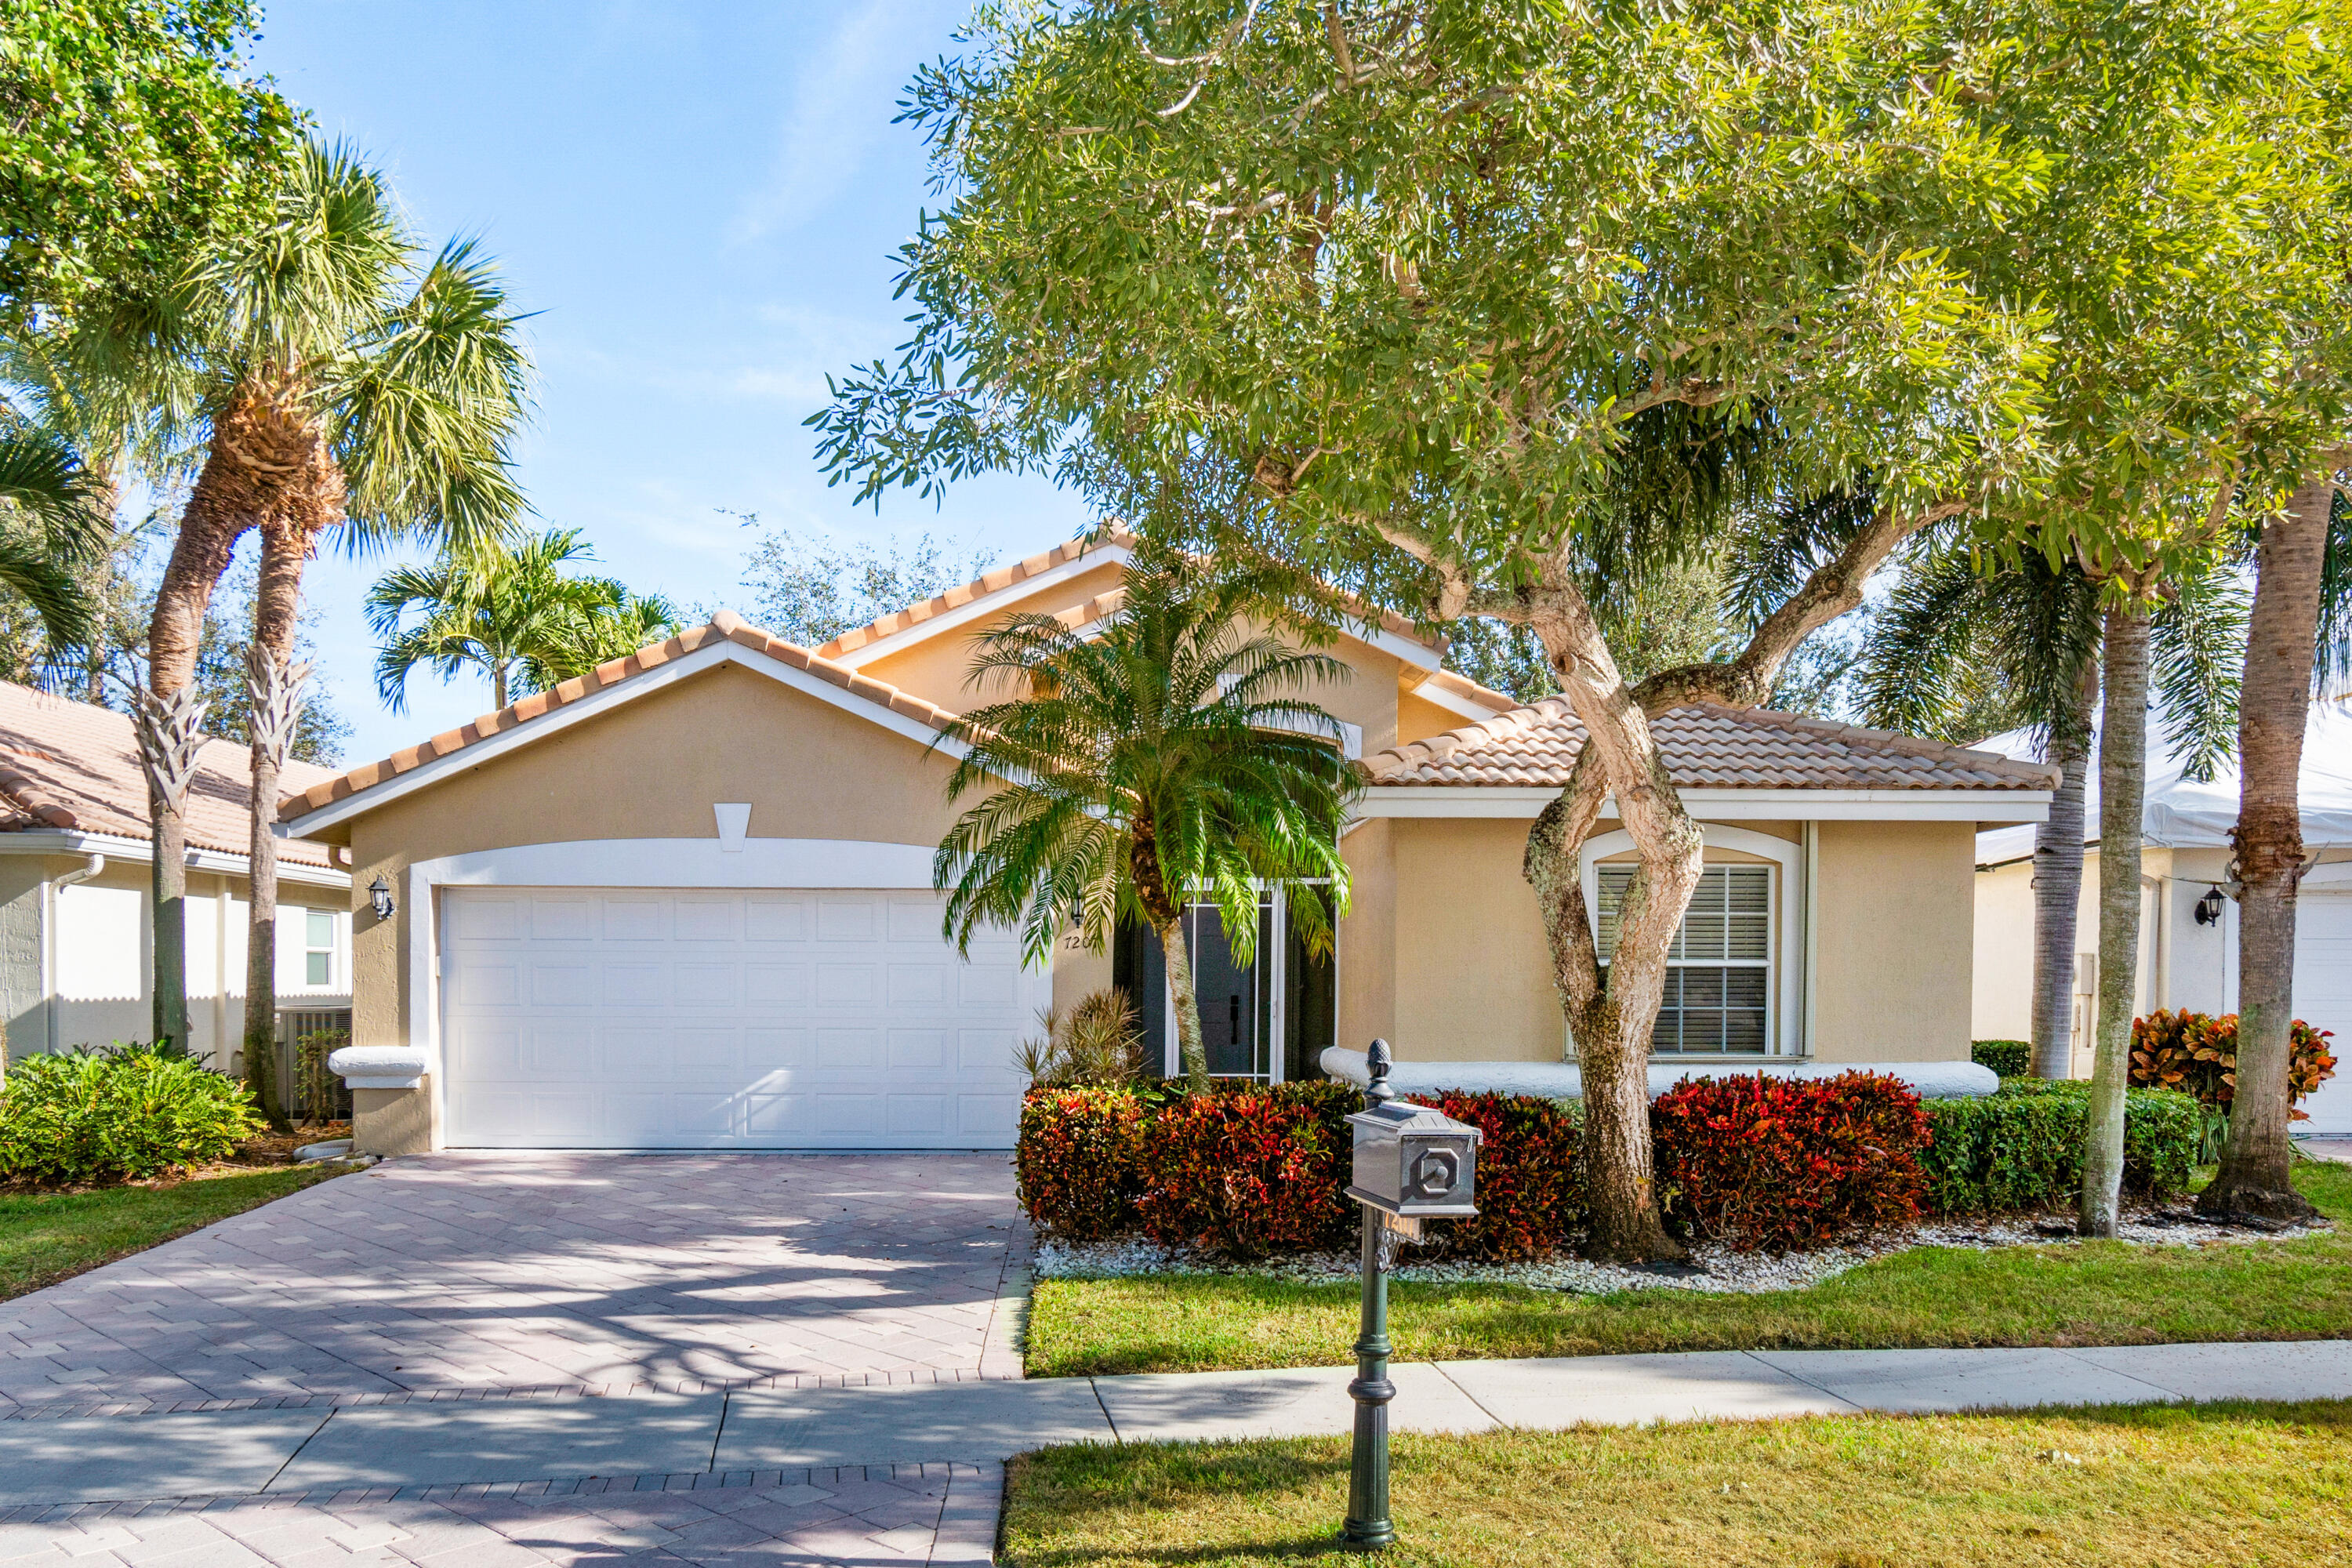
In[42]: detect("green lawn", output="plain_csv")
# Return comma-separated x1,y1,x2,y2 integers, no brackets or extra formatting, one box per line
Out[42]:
0,1167,335,1301
1000,1400,2352,1566
1025,1163,2352,1378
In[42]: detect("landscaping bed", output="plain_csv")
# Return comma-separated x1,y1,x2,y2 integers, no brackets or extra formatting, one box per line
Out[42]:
1023,1163,2352,1377
1000,1399,2352,1566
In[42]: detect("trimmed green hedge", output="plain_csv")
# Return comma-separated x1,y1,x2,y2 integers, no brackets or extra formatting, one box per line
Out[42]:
0,1047,262,1185
1972,1039,2033,1076
1920,1081,2201,1214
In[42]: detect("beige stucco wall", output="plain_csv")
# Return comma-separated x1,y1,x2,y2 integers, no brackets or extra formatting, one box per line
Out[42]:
1337,818,1398,1054
1969,841,2352,1069
855,561,1129,711
1357,812,1977,1066
1811,819,1976,1062
339,661,982,1142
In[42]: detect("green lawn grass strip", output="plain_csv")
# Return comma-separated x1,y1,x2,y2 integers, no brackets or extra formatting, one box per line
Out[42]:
1025,1163,2352,1377
1001,1400,2352,1566
0,1167,331,1301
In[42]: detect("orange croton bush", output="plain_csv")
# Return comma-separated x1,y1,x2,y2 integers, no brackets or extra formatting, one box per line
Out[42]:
2129,1008,2339,1119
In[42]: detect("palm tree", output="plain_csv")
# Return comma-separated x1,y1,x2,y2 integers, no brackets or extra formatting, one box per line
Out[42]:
1860,546,2245,1087
2199,473,2343,1221
0,426,108,655
932,551,1359,1088
109,140,529,1119
368,528,677,712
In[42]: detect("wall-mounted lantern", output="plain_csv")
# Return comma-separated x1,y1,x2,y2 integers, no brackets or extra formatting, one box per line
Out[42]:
2194,886,2226,927
369,875,395,921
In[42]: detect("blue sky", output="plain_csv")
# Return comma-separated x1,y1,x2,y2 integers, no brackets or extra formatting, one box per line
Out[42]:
249,0,1088,764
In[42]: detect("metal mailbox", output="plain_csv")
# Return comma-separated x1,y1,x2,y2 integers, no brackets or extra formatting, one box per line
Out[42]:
1346,1098,1481,1218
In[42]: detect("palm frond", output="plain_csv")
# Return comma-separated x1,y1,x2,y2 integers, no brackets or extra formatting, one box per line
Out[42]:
2150,565,2249,782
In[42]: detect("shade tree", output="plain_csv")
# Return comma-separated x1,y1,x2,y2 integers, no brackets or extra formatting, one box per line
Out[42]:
812,0,2332,1258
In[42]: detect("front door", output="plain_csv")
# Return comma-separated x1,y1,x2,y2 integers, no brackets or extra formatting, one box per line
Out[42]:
1113,894,1336,1083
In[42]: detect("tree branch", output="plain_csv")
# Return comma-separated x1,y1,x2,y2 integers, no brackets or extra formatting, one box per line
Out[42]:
1630,494,1971,713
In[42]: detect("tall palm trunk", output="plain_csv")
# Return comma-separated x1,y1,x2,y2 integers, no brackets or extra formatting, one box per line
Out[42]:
1156,916,1207,1090
142,379,318,1047
1132,825,1207,1087
241,517,308,1132
142,458,250,1047
2200,475,2332,1221
2081,604,2150,1237
2032,666,2099,1079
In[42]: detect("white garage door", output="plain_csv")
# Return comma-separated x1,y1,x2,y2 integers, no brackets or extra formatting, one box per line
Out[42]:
2294,891,2352,1136
439,887,1036,1149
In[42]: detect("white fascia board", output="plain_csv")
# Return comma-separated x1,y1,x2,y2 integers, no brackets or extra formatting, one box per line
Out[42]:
0,828,351,887
1404,677,1508,723
828,543,1133,669
1348,618,1446,670
1359,786,2053,822
281,639,973,840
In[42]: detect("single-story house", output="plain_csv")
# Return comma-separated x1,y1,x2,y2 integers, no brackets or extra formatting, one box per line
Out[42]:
280,533,2055,1156
0,682,354,1073
1972,705,2352,1134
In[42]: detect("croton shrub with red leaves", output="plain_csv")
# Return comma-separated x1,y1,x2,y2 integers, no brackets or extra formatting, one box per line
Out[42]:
2129,1008,2339,1117
1132,1082,1359,1258
1653,1072,1933,1253
1014,1087,1148,1243
1425,1091,1583,1261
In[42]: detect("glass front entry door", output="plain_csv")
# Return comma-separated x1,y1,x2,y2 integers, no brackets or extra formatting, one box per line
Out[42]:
1185,899,1272,1079
1113,893,1334,1082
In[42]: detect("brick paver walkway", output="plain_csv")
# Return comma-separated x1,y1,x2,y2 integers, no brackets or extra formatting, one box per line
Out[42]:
0,1155,1025,1414
0,1465,1000,1567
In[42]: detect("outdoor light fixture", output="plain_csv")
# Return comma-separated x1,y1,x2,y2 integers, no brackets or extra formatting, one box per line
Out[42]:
369,875,395,921
2195,886,2226,927
1340,1040,1481,1550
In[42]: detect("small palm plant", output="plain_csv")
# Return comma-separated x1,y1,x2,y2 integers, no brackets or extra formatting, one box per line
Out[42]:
936,551,1359,1087
368,527,678,711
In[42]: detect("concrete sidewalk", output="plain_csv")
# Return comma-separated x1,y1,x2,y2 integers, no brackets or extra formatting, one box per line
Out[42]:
5,1339,2347,1509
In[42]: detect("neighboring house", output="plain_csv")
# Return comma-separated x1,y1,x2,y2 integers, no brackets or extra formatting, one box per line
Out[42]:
0,682,354,1073
280,533,2054,1156
1972,705,2352,1134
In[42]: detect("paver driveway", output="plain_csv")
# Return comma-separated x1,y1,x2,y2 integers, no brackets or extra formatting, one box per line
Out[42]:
0,1153,1025,1414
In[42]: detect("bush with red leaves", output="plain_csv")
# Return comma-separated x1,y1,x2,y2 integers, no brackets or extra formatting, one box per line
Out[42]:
1014,1086,1149,1242
1653,1071,1932,1253
1132,1082,1357,1258
1426,1091,1584,1260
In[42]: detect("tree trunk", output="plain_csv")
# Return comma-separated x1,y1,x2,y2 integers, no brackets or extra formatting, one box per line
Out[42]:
494,661,507,711
2081,604,2150,1237
1525,747,1700,1262
1156,915,1207,1089
241,520,307,1134
2200,474,2331,1221
2032,664,2099,1079
143,463,250,1048
143,380,327,1049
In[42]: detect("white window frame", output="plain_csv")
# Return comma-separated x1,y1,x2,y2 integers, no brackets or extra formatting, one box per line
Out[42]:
1576,825,1804,1058
303,908,339,989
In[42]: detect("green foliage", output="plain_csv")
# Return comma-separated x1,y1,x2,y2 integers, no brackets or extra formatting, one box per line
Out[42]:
0,0,300,324
369,528,677,711
0,1046,261,1185
935,547,1359,975
1972,1040,2034,1077
1921,1082,2201,1215
1018,988,1150,1089
728,517,991,648
2130,1007,2341,1112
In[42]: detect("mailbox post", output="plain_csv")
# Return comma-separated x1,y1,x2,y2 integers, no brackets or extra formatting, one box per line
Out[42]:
1340,1039,1480,1549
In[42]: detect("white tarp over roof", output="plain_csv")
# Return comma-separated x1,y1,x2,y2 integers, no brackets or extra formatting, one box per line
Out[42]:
1976,699,2352,865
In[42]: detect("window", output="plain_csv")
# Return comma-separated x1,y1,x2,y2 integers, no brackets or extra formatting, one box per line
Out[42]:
304,909,336,988
1596,863,1771,1054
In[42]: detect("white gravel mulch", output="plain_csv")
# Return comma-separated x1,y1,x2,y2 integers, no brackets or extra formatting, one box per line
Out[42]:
1032,1207,2336,1298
